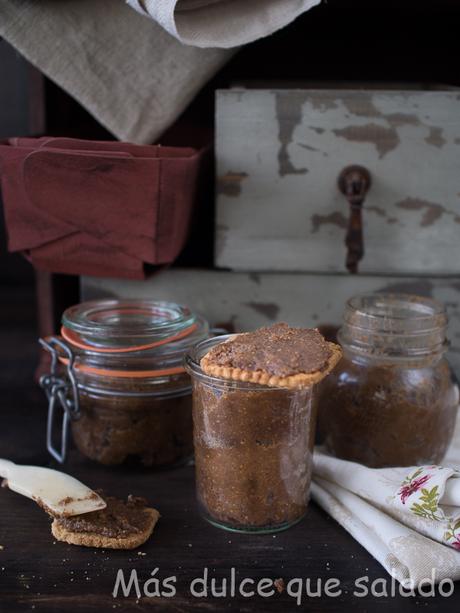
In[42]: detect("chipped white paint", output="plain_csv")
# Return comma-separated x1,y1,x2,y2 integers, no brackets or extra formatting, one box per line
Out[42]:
81,270,460,376
215,89,460,274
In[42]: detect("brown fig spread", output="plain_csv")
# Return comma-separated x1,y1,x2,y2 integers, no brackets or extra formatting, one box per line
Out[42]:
192,383,315,529
72,375,193,466
318,358,458,467
55,494,151,538
204,323,332,376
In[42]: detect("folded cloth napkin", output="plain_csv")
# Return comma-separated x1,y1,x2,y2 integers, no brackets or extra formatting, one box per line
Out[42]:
1,0,321,141
312,420,460,586
127,0,321,48
0,0,231,143
0,137,206,278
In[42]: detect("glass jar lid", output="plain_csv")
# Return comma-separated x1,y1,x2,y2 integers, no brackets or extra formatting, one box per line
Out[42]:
63,300,199,348
60,299,209,378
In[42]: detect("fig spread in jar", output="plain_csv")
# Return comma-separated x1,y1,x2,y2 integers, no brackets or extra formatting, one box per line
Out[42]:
73,373,193,466
186,324,342,533
40,300,209,466
318,293,459,468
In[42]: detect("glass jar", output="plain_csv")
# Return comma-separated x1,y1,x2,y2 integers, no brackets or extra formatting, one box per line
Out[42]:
39,300,209,466
185,335,318,534
318,293,459,468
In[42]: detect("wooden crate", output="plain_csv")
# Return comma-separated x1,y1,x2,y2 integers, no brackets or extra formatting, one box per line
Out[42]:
215,89,460,274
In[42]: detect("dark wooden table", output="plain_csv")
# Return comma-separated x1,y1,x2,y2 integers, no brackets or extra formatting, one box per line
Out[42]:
0,287,458,612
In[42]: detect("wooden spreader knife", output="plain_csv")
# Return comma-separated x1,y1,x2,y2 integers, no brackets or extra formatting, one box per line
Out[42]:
0,459,106,517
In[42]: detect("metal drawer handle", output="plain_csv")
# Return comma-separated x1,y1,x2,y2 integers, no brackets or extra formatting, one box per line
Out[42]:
338,165,372,274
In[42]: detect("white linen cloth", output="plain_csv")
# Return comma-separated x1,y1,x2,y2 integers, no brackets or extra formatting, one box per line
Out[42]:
126,0,321,48
0,0,231,143
312,420,460,586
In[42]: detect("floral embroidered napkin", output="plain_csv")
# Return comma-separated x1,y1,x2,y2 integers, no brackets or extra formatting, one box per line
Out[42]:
312,420,460,586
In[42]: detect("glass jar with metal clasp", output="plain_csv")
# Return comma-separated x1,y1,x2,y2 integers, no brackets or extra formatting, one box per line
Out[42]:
39,299,210,467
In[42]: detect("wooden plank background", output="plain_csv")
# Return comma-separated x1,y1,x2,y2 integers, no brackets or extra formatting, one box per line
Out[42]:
216,89,460,274
82,271,460,377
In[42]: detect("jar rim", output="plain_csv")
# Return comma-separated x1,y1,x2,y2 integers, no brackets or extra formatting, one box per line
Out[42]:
58,299,209,376
63,299,197,347
185,334,291,391
345,293,447,323
339,292,449,360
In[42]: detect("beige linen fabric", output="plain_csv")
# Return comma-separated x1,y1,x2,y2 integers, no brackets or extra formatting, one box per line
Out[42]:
127,0,321,48
0,0,231,143
312,420,460,586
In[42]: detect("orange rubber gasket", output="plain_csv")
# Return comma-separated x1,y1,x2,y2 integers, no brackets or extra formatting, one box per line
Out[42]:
61,322,198,354
58,356,186,378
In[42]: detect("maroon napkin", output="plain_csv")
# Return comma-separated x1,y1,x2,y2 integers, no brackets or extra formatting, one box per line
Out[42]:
0,137,206,278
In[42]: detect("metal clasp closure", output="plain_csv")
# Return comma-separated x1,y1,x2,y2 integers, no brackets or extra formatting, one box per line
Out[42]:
38,337,81,463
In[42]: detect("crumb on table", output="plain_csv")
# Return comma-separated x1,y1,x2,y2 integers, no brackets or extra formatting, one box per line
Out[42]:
274,578,285,593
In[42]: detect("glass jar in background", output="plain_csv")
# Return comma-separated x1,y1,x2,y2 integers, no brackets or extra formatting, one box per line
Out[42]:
40,300,209,466
185,335,318,534
318,293,459,468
